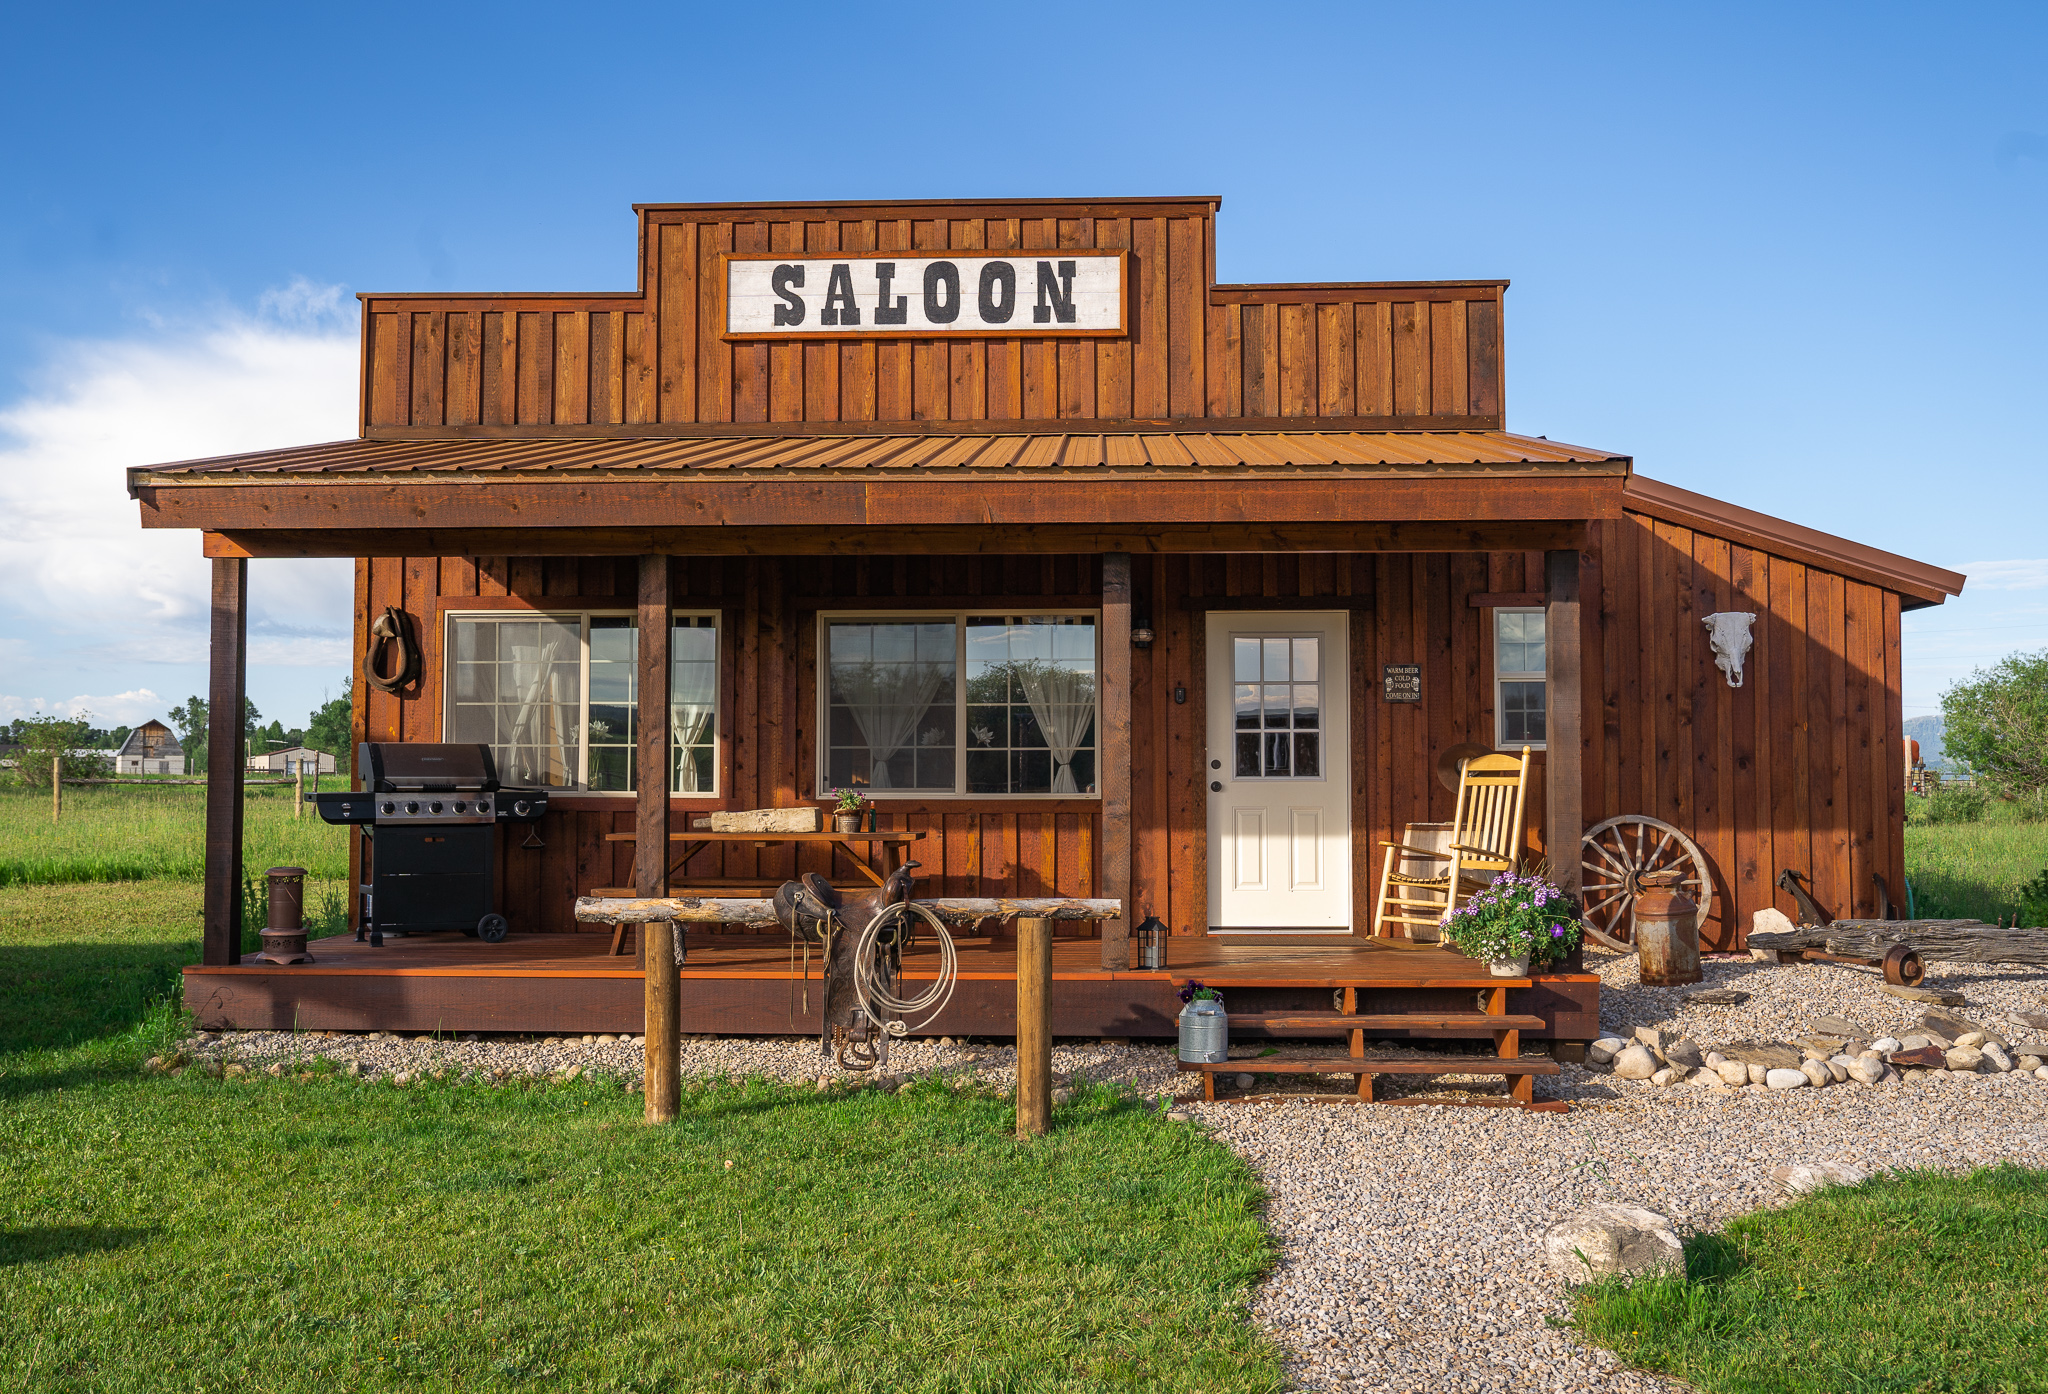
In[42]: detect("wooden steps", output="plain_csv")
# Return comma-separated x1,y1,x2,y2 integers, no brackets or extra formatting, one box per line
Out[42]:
1227,1012,1545,1032
1180,1053,1560,1107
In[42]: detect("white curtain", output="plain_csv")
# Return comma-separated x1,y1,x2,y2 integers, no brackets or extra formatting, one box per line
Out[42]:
508,639,574,786
670,695,714,792
834,660,947,789
1017,661,1096,795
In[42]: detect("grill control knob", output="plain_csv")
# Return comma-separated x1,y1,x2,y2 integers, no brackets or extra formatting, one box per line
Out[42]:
405,801,420,815
453,800,468,814
429,801,444,814
512,799,531,817
476,798,491,815
380,802,395,816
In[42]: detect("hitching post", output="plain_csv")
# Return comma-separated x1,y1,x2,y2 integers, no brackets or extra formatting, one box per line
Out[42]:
637,553,679,1124
52,757,61,822
1015,916,1054,1138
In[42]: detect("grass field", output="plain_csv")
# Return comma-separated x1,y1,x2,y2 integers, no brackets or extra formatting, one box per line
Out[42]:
0,880,1284,1394
0,781,349,886
1572,1166,2048,1394
1905,820,2048,924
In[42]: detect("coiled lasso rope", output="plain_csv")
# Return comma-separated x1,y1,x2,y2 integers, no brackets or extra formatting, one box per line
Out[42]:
851,900,958,1036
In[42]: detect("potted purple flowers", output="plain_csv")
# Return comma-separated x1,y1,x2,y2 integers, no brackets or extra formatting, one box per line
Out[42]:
1439,870,1583,977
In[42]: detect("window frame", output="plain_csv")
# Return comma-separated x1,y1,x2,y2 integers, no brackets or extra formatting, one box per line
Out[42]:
440,607,722,796
815,609,1103,800
1491,606,1548,751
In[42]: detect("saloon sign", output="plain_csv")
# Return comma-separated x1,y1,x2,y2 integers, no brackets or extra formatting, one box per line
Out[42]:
725,251,1124,338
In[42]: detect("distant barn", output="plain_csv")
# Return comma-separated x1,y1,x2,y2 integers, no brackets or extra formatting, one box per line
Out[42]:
248,745,337,776
116,720,186,776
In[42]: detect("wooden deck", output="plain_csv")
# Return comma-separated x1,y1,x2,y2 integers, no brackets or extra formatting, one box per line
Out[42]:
183,932,1600,1039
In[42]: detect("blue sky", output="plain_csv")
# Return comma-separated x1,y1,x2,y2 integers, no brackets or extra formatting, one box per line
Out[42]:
2,1,2042,734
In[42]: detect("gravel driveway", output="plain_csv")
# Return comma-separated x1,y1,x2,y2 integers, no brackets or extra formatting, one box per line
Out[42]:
176,950,2048,1393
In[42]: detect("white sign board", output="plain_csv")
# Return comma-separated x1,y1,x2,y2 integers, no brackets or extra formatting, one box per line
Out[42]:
724,252,1124,338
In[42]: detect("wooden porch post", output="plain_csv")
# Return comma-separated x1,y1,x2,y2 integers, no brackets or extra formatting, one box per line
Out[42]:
1544,549,1583,900
1100,552,1133,970
201,557,247,966
637,554,680,1124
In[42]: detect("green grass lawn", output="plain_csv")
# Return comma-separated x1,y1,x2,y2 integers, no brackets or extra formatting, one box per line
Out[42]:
1571,1166,2048,1394
0,880,1284,1394
0,780,350,886
1905,819,2048,924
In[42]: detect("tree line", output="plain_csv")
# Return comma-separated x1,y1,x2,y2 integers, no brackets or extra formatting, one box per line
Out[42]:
3,680,354,785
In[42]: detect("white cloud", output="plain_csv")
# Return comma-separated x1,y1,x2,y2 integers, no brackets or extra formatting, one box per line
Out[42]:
0,689,171,724
1955,559,2048,591
0,289,358,698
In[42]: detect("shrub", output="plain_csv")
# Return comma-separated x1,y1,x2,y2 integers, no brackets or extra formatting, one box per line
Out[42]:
2019,870,2048,929
13,715,113,787
1925,784,1987,824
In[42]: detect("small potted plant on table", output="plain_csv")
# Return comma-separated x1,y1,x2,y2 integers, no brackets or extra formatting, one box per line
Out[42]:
1439,869,1583,976
830,787,866,834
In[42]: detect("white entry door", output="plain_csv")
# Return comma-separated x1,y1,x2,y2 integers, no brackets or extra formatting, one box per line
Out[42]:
1205,611,1352,930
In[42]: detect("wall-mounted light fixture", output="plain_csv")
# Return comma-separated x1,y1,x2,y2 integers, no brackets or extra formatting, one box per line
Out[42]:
1131,612,1154,648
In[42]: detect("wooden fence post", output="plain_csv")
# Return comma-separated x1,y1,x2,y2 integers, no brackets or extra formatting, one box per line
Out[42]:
52,757,61,822
1015,915,1053,1138
295,763,304,818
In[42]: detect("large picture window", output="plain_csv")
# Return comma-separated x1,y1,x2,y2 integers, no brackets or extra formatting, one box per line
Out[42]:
821,613,1098,797
1493,608,1547,749
445,611,719,793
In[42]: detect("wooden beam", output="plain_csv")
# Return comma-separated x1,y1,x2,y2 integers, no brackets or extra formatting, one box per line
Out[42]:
196,519,1594,560
1466,591,1544,609
1100,553,1133,970
202,557,248,967
576,895,1121,926
637,554,679,1124
1176,595,1375,612
1545,549,1583,900
145,475,1626,533
1015,916,1053,1138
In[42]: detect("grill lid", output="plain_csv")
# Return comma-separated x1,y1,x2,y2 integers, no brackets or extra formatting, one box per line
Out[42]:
358,742,500,792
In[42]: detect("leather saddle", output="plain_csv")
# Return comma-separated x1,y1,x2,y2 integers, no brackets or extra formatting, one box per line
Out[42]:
773,861,922,1059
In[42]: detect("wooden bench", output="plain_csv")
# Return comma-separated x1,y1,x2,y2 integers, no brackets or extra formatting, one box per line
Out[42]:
1178,1055,1562,1108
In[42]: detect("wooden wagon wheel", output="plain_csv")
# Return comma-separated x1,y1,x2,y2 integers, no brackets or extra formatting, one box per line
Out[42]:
1579,815,1714,953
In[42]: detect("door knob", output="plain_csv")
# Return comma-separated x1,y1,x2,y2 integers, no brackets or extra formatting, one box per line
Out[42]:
1210,781,1222,793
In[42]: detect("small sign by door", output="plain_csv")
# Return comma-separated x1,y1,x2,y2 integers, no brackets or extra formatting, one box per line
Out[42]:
1383,665,1421,702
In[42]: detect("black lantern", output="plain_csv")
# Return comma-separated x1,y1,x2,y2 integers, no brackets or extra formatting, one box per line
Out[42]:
1135,914,1169,970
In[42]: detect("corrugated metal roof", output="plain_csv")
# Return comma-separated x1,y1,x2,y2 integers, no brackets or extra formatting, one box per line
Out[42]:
131,429,1629,482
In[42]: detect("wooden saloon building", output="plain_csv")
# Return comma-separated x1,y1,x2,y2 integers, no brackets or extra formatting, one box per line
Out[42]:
138,195,1963,1050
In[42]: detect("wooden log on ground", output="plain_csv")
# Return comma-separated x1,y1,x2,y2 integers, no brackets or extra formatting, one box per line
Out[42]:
576,896,1122,927
1016,916,1053,1139
1749,919,2048,967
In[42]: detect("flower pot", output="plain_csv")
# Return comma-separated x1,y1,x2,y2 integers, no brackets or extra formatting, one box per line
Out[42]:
1488,953,1530,977
832,812,861,833
1178,998,1228,1063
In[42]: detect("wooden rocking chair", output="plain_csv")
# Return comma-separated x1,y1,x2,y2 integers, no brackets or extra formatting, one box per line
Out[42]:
1372,747,1532,938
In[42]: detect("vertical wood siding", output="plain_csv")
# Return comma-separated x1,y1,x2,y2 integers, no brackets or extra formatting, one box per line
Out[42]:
353,516,1908,947
357,202,1506,434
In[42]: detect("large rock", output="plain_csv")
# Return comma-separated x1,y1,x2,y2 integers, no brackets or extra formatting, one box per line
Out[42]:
1811,1015,1869,1039
1770,1162,1870,1197
1869,1036,1902,1054
1765,1068,1809,1089
1918,1008,1982,1040
1846,1056,1887,1084
1541,1204,1685,1281
1715,1059,1751,1085
1683,988,1751,1006
1664,1037,1706,1069
1979,1044,2014,1073
1719,1041,1805,1070
699,807,823,833
1881,984,1967,1006
1611,1045,1659,1080
1887,1045,1948,1069
1635,1026,1679,1053
1588,1036,1629,1065
1753,907,1799,936
1945,1046,1986,1073
1799,1059,1832,1087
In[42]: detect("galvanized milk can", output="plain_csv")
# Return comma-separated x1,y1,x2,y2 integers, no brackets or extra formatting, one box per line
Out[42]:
1634,870,1701,986
1178,995,1229,1063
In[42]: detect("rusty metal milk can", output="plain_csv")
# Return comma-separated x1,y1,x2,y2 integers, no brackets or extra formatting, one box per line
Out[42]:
1634,869,1701,986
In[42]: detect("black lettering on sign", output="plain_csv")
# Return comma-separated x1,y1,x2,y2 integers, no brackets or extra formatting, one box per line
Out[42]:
872,262,908,325
821,263,859,326
922,261,961,324
977,261,1016,323
1033,259,1077,324
771,264,805,326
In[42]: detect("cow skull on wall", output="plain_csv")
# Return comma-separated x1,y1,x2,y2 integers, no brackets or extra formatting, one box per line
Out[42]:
1703,612,1757,687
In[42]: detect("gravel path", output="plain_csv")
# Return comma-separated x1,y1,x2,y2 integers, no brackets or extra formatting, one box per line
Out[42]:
172,951,2048,1393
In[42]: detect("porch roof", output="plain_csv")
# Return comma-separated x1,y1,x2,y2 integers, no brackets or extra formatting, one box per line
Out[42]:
127,428,1629,484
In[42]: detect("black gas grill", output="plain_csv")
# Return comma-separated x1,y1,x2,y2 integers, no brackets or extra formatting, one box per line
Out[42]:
312,742,550,947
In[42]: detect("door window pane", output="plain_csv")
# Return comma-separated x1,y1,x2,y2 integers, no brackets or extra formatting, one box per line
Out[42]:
1230,633,1325,779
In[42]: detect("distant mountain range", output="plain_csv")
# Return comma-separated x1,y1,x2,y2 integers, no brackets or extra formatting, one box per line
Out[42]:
1903,715,1958,772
